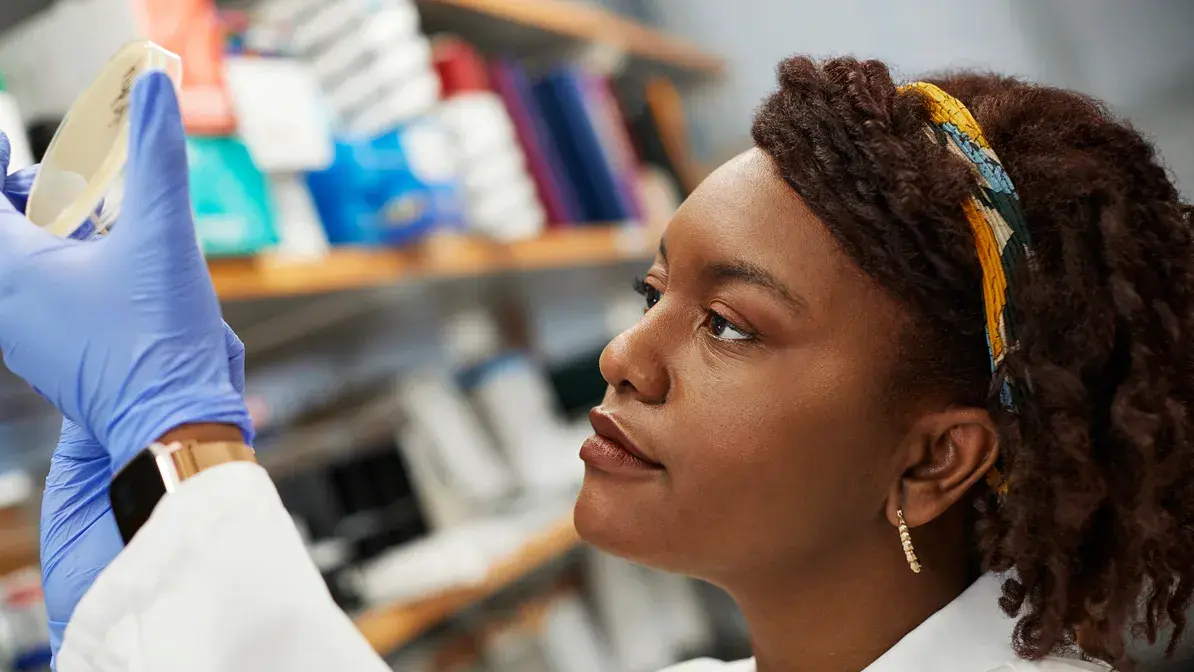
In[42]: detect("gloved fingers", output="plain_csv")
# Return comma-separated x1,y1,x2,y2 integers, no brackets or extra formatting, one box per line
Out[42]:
41,450,115,581
108,72,201,264
224,322,246,395
41,418,121,662
222,323,254,444
2,166,37,213
0,132,10,178
43,449,110,504
2,165,103,232
41,446,117,578
41,510,121,649
53,418,107,462
1,165,101,231
45,554,112,657
40,504,119,574
0,134,34,216
0,192,61,267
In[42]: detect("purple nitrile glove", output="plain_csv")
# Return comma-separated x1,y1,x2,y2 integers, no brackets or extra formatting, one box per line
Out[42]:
37,325,249,662
0,71,252,466
0,72,255,665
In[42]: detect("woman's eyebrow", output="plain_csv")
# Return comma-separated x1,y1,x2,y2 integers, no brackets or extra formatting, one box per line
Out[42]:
705,259,807,311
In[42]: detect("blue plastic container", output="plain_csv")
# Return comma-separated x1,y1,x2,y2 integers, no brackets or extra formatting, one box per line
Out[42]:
306,119,465,247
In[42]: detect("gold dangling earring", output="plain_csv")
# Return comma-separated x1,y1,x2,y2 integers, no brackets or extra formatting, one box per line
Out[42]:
897,509,922,574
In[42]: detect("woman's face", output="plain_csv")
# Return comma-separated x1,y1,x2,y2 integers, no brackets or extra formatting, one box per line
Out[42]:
575,149,914,581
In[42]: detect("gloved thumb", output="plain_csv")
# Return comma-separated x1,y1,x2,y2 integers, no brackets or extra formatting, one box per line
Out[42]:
0,132,12,183
0,133,32,212
223,324,255,445
0,190,60,270
109,71,200,264
225,323,246,396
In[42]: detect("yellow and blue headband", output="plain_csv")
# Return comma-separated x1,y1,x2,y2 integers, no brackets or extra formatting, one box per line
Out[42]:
899,82,1033,496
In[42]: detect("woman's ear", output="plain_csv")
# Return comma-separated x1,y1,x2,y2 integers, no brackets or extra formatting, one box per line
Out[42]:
884,407,999,529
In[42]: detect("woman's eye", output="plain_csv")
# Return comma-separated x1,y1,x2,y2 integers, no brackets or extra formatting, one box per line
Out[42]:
633,277,662,311
708,312,754,341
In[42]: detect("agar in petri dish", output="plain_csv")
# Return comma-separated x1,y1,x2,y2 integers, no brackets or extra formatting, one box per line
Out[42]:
26,41,183,238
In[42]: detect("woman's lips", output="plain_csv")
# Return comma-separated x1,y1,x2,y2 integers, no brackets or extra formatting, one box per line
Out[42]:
581,409,664,475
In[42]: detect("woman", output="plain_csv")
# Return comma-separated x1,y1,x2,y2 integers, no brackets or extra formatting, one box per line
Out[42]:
575,58,1194,670
0,58,1190,671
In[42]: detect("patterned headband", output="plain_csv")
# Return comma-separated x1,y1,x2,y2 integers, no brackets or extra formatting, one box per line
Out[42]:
899,82,1033,497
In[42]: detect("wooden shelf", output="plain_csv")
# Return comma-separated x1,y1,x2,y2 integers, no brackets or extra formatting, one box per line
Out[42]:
353,516,581,654
416,0,726,76
430,581,580,669
209,226,651,301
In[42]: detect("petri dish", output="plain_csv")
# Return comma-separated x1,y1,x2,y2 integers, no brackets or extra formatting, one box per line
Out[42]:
25,41,182,239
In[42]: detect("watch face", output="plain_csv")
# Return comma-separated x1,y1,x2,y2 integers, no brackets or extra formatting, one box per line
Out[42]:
110,450,168,544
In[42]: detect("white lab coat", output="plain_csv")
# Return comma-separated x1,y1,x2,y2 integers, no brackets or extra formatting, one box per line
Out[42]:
58,464,1107,672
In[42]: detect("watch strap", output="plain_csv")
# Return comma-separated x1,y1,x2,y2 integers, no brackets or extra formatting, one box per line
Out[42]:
110,441,257,544
154,441,257,491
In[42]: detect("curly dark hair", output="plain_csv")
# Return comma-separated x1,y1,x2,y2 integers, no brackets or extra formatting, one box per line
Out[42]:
752,56,1194,669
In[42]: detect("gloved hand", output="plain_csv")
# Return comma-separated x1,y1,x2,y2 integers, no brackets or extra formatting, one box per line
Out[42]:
38,328,249,659
0,71,251,468
0,124,253,659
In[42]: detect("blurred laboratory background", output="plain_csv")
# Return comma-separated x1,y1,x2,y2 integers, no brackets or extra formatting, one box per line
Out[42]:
0,1,1190,670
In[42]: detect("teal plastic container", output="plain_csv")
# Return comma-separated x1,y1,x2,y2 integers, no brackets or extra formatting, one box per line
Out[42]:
186,135,279,257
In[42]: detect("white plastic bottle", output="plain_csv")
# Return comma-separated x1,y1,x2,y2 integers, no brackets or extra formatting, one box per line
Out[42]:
0,72,34,171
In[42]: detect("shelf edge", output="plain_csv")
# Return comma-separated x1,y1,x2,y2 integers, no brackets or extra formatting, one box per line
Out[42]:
353,516,581,653
209,228,654,301
418,0,725,75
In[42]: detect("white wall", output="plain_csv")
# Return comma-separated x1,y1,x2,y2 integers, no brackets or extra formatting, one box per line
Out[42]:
652,0,1194,195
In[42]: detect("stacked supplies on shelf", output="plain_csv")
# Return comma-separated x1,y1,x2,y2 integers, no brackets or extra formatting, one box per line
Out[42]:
256,0,684,237
219,46,336,259
0,0,695,259
349,503,572,609
0,0,284,257
489,59,582,228
145,0,239,136
396,368,520,531
264,0,435,136
259,0,466,247
150,0,293,257
442,307,586,497
533,66,644,225
434,37,545,242
482,57,694,234
484,57,652,229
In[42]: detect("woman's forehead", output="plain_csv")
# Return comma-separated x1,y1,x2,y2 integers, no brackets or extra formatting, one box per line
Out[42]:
662,149,861,306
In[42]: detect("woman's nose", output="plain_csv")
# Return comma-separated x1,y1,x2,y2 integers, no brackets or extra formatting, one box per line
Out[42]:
599,315,670,404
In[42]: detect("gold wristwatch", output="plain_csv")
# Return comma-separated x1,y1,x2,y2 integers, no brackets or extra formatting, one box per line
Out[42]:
110,441,257,543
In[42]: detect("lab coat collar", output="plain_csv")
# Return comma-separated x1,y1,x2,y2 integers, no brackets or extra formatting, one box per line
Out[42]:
862,573,1015,672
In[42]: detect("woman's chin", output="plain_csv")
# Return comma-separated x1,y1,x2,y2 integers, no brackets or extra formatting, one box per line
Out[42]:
574,484,644,561
573,470,688,573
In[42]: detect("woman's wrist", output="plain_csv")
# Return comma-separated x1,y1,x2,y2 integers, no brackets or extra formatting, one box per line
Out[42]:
107,390,255,471
156,423,245,445
110,422,247,475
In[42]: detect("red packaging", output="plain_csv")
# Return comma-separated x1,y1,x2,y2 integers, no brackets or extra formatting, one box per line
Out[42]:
134,0,238,135
432,36,490,98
